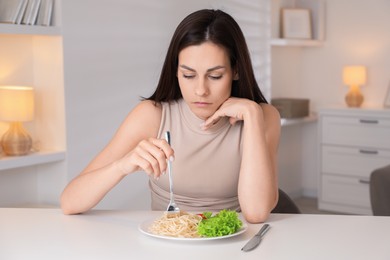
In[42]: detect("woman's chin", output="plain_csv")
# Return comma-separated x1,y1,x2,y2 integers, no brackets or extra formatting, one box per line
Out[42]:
189,107,213,121
194,111,213,121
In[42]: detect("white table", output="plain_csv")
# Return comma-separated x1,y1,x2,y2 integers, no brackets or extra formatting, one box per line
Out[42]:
1,208,389,260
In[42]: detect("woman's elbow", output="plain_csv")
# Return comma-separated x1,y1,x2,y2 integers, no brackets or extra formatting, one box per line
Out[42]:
60,200,76,215
60,193,82,215
61,207,75,215
242,208,270,224
60,203,84,215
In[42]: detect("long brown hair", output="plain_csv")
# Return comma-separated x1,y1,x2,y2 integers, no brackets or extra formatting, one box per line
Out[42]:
145,9,267,104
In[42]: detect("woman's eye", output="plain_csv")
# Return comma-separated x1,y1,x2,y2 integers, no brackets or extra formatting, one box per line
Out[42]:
209,75,222,80
183,74,195,79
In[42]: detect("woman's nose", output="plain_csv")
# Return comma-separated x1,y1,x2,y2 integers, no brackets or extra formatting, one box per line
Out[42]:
195,80,209,96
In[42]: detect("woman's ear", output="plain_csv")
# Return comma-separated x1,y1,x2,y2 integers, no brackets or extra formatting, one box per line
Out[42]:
233,71,239,80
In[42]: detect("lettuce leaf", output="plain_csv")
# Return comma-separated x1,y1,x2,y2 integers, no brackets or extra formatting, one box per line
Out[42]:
197,209,242,237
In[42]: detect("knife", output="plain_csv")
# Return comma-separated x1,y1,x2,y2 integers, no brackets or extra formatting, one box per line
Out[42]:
241,224,270,252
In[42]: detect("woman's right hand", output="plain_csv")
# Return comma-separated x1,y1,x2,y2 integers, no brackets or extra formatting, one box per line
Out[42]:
115,137,174,179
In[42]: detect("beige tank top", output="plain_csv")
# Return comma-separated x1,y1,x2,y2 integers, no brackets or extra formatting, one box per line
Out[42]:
149,99,243,212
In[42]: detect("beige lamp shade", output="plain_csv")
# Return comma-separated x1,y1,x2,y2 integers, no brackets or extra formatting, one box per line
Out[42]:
0,86,35,156
342,66,367,107
0,86,34,122
343,66,367,86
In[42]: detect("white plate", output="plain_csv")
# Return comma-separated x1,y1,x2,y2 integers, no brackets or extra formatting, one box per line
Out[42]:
138,218,247,241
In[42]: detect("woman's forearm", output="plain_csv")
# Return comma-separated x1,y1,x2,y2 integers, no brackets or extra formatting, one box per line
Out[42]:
238,104,279,223
60,161,127,215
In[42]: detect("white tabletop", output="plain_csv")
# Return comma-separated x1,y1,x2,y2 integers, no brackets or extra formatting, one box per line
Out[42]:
1,208,389,260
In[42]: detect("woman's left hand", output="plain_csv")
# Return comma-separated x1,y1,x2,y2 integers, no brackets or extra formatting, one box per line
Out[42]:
201,97,261,130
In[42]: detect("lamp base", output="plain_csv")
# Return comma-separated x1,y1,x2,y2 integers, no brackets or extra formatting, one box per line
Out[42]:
345,85,364,107
1,122,32,156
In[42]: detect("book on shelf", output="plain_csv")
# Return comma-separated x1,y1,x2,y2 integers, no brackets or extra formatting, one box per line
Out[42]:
0,0,26,24
15,0,28,24
21,0,41,25
21,0,33,24
36,0,53,26
28,0,41,25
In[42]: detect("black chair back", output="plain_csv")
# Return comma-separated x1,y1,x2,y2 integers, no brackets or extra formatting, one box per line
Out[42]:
271,189,301,214
370,164,390,216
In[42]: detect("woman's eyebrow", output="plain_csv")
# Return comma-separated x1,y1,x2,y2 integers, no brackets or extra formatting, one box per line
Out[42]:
179,64,226,72
179,65,195,71
207,65,225,72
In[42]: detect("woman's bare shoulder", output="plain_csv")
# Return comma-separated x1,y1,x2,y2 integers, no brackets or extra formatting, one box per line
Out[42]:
123,100,163,134
80,100,163,173
260,103,281,123
131,100,162,117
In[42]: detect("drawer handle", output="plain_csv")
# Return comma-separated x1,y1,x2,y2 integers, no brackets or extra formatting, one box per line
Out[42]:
359,179,370,184
359,149,379,155
359,119,379,124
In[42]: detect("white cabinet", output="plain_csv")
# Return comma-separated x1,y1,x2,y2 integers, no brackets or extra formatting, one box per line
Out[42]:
0,0,65,171
271,0,325,47
318,108,390,215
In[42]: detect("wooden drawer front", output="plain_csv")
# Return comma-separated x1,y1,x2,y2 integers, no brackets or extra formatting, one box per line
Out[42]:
321,116,390,148
322,146,390,178
321,174,370,208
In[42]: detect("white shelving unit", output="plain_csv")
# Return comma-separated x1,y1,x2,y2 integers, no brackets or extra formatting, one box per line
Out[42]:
270,0,326,116
269,2,325,200
271,0,325,47
0,23,61,35
270,38,323,47
0,0,65,172
0,151,66,171
0,0,62,35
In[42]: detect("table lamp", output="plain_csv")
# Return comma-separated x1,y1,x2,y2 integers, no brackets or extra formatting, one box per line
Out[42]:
342,66,367,107
0,86,34,156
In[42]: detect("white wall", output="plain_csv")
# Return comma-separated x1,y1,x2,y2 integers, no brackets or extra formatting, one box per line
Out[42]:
273,0,390,109
272,0,390,197
302,0,390,109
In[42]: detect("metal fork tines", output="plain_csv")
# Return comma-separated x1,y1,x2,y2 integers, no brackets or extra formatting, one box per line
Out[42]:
165,131,180,215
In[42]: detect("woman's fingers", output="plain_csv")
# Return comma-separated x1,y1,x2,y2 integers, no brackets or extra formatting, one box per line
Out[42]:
229,117,239,126
202,98,256,130
202,99,240,130
202,113,222,130
134,145,162,177
117,137,174,178
134,138,174,179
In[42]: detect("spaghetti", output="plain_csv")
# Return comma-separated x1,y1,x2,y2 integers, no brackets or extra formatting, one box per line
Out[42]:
149,211,203,238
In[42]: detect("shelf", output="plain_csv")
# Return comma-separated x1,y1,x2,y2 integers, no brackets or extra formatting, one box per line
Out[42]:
0,150,66,171
0,24,61,35
271,38,323,47
271,0,325,47
0,0,65,173
281,113,318,127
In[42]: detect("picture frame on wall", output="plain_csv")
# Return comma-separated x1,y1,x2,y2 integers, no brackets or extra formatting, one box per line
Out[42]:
384,81,390,108
282,8,312,39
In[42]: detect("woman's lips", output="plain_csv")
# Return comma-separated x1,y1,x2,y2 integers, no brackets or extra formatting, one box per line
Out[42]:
193,102,211,108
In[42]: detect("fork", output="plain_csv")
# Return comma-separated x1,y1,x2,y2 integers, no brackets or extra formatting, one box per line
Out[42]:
164,131,180,215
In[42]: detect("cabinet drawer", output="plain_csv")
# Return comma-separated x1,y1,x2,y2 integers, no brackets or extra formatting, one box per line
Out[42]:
322,145,390,178
321,116,390,148
321,174,370,209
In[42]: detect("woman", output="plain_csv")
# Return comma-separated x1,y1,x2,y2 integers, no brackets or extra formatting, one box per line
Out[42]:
61,9,280,223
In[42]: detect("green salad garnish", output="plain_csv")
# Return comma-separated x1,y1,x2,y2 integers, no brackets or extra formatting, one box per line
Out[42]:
197,209,242,237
